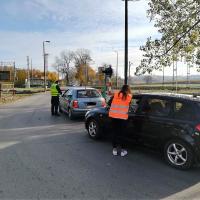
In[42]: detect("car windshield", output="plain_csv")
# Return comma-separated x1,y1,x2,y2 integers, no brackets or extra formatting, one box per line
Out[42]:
77,89,101,98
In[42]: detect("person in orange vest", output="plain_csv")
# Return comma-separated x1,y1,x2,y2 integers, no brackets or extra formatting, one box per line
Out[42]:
108,84,132,156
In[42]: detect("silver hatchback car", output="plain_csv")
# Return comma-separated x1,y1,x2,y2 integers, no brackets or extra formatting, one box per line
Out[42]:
59,87,106,119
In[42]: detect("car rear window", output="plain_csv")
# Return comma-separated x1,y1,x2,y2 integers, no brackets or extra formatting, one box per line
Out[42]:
77,90,101,98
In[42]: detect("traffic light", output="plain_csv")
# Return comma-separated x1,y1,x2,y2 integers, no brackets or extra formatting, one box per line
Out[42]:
102,65,113,78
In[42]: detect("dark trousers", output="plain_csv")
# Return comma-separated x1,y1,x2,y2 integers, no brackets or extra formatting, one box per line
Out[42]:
51,96,59,115
111,118,127,149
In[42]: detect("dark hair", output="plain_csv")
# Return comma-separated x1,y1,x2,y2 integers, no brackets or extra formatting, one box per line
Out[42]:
118,84,131,100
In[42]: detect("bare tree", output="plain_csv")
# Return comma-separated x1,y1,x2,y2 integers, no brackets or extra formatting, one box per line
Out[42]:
73,49,92,67
53,50,74,84
73,49,92,85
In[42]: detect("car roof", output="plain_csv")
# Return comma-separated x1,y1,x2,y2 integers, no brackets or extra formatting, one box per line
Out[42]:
134,92,200,102
62,86,98,91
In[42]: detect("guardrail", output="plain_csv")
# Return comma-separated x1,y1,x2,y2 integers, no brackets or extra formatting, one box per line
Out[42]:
0,90,15,102
0,87,46,103
0,83,14,101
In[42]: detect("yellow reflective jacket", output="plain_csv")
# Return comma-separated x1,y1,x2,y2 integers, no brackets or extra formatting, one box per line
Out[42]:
50,83,59,96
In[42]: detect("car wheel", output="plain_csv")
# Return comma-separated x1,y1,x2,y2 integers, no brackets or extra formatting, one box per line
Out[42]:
87,119,102,139
68,108,74,120
164,139,194,170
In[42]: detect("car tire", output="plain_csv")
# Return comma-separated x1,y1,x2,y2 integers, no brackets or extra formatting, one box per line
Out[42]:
87,119,102,140
164,139,194,170
68,108,74,120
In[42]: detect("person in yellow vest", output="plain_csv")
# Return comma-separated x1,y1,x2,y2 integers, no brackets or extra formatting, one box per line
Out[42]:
108,84,132,156
50,80,62,116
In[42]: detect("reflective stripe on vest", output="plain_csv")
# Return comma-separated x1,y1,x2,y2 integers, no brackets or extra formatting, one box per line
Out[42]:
109,92,132,120
110,105,129,109
51,83,59,96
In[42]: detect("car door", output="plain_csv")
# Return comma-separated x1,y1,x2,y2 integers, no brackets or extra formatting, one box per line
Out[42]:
135,97,174,147
126,95,143,140
59,90,68,110
170,100,197,138
60,89,73,112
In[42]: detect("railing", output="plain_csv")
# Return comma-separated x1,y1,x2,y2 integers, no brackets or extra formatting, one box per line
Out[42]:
0,83,15,102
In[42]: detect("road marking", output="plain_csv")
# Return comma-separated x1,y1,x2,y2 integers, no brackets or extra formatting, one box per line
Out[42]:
0,124,84,133
162,183,200,200
0,125,56,132
0,141,19,150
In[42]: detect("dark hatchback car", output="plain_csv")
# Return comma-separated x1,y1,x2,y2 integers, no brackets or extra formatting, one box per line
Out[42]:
85,93,200,169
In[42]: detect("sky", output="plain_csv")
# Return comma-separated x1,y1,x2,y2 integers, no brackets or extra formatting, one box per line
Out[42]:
0,0,198,78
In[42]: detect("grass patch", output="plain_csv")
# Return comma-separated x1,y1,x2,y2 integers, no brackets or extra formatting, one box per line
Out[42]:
0,94,33,105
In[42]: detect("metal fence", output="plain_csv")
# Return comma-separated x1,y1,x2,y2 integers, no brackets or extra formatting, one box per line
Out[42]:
0,83,15,102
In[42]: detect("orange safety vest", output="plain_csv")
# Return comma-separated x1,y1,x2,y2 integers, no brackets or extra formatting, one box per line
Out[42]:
109,92,132,120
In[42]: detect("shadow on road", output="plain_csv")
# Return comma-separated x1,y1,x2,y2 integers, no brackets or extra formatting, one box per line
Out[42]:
0,93,200,199
0,125,199,199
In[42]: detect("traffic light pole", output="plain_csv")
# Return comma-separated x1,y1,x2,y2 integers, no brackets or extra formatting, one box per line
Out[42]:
124,0,128,85
101,66,113,98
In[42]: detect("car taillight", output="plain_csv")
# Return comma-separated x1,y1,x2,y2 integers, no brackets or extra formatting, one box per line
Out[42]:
73,100,79,108
101,99,106,107
195,124,200,132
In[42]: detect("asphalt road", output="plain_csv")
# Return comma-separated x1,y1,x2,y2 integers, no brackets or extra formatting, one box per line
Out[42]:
0,92,200,199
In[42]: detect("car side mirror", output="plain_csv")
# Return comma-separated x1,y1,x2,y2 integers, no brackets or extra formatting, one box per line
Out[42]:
129,105,138,113
67,95,72,100
61,92,65,97
105,105,110,111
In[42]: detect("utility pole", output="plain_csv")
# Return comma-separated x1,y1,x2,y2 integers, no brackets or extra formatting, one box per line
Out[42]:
122,0,139,84
114,51,118,89
43,41,50,92
84,61,88,89
13,61,16,87
162,65,165,87
31,58,32,85
172,60,175,87
124,0,128,85
26,56,30,88
187,62,191,88
128,61,133,84
57,65,60,80
175,60,178,93
43,42,46,91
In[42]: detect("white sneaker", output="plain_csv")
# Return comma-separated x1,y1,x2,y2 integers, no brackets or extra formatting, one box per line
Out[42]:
112,148,118,156
120,149,128,157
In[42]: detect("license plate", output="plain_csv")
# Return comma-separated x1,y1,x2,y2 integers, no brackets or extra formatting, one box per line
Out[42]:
87,102,96,106
87,105,95,109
